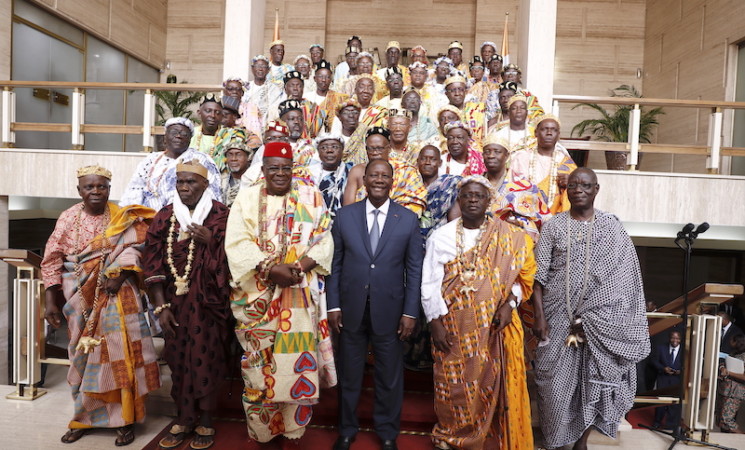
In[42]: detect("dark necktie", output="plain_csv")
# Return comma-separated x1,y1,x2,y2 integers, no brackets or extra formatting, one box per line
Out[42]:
370,209,380,253
670,347,675,362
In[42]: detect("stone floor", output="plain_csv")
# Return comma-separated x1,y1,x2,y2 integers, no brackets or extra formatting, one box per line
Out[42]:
1,364,743,450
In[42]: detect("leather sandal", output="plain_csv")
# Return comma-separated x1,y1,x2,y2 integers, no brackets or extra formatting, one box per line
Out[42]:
60,428,88,444
190,426,216,450
159,424,192,449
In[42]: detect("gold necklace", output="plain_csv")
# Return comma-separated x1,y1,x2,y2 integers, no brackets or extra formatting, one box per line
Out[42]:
71,204,111,351
528,148,560,201
455,217,490,295
166,214,196,296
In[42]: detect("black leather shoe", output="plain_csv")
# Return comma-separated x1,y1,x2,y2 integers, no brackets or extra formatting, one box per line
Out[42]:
381,439,398,450
333,435,355,450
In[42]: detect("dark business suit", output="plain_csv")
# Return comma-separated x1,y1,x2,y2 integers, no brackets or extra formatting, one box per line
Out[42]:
721,323,743,355
652,344,683,427
327,199,424,441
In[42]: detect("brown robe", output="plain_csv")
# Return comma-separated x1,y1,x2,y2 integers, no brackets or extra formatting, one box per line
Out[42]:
143,201,233,426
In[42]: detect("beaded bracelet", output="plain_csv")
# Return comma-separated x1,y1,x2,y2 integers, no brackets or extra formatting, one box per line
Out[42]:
154,303,172,315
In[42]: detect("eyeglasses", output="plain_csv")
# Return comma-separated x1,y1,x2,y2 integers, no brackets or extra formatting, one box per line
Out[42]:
167,129,190,138
567,182,597,191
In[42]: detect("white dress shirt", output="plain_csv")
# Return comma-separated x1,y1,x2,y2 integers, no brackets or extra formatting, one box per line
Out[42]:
421,219,522,322
366,198,390,233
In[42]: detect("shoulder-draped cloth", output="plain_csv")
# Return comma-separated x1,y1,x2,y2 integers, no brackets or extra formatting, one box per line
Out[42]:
224,178,336,442
533,210,650,448
354,156,427,217
142,201,232,427
41,202,161,430
429,218,535,449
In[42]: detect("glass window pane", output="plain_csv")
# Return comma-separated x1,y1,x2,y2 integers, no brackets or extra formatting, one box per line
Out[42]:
85,36,125,151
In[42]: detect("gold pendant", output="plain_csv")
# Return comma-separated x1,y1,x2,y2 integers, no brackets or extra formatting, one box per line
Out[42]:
462,265,477,282
174,278,190,296
75,336,102,354
565,333,585,348
459,285,477,294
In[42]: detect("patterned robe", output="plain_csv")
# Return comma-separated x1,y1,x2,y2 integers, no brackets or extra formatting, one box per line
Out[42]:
422,218,536,449
489,175,548,239
225,180,336,442
534,210,650,448
41,202,161,430
143,201,232,427
309,161,353,219
268,63,294,86
119,148,221,212
460,101,488,145
509,144,577,215
355,156,428,217
301,99,326,139
419,174,461,238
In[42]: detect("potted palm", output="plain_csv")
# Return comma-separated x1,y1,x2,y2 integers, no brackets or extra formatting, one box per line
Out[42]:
153,75,205,150
571,85,664,170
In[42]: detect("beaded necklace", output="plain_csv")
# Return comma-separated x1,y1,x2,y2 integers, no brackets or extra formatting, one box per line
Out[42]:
145,152,168,199
455,216,490,295
528,147,561,202
166,214,196,296
72,203,111,338
563,212,595,347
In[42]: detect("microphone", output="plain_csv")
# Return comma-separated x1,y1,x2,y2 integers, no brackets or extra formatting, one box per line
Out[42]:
676,223,695,240
691,222,709,239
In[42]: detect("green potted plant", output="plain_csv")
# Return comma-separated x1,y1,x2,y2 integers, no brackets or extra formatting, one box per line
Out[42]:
571,85,664,170
153,75,205,150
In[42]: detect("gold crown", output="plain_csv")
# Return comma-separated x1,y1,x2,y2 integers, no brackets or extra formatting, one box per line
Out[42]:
535,113,561,128
76,165,112,180
444,75,467,86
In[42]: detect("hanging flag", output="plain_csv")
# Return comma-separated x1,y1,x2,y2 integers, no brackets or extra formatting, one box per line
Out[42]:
501,12,510,65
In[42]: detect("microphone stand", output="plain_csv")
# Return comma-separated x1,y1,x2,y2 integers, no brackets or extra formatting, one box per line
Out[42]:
639,223,733,450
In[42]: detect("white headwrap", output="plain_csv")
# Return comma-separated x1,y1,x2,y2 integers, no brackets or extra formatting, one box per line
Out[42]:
408,61,428,70
251,55,270,64
172,161,213,231
314,132,346,148
165,117,195,134
356,51,374,62
480,41,497,50
434,56,453,67
293,54,311,64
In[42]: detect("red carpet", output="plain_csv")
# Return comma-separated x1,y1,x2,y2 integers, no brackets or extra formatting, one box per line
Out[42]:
143,367,437,449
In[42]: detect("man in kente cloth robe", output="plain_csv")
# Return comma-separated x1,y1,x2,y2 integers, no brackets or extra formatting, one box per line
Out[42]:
343,126,427,217
482,135,546,240
143,161,232,450
532,168,650,450
510,115,577,216
225,141,336,443
42,165,161,446
422,175,536,450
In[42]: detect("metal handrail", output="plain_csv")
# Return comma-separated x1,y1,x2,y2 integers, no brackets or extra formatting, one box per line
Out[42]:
2,80,745,173
552,95,745,173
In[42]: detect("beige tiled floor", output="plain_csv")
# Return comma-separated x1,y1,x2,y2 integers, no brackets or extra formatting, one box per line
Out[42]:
1,364,743,449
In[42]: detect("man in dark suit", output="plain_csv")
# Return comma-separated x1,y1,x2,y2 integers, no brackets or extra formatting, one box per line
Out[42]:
652,331,683,429
719,311,743,355
327,159,424,450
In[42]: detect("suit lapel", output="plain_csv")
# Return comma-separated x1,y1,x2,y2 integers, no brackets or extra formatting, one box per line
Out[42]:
373,203,402,257
355,202,374,257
